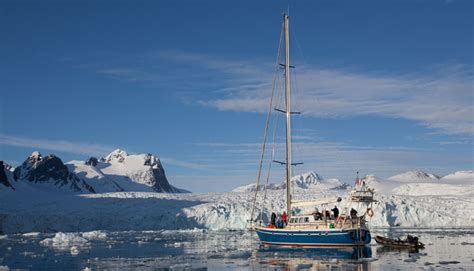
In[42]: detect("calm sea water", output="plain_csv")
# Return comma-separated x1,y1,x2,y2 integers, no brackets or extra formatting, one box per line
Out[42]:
0,228,473,270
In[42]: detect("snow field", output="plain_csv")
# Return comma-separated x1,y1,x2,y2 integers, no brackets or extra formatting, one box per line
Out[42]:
0,171,472,233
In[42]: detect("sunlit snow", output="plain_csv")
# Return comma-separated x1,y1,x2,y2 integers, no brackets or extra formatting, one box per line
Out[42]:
0,170,472,233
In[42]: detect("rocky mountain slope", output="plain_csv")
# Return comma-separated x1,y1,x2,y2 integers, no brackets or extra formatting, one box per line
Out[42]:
0,161,13,190
12,152,95,193
1,150,186,193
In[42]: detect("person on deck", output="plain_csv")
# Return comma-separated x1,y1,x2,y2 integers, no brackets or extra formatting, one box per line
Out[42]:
276,215,283,228
271,212,276,226
325,210,331,219
316,212,322,220
281,211,287,226
332,206,339,219
313,208,322,220
350,208,358,219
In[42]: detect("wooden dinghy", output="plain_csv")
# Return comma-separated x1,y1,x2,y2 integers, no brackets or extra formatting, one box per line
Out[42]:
375,235,424,249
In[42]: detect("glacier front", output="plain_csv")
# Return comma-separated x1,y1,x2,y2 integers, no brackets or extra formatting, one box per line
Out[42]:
0,170,472,233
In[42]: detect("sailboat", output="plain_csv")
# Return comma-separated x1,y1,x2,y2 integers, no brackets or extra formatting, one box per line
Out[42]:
251,14,375,247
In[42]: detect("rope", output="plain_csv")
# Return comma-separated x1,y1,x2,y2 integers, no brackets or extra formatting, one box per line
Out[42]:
249,21,284,223
259,71,284,222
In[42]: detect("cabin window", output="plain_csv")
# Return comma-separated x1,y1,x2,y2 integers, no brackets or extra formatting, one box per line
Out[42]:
298,217,304,223
304,217,309,223
290,218,295,223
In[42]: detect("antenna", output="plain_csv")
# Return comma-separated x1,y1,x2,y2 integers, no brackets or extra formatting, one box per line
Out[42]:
286,0,290,17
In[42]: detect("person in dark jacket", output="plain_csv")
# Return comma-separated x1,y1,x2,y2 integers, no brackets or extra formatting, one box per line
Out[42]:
332,206,339,219
350,208,358,219
313,209,323,220
271,212,276,226
276,215,283,228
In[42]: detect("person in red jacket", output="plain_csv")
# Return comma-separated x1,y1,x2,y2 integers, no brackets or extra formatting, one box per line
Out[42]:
281,211,287,226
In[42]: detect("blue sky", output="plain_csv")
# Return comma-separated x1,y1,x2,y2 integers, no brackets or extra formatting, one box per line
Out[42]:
0,0,472,192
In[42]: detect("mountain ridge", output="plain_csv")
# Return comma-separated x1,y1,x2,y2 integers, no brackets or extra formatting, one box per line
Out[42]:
12,152,95,193
2,150,187,194
232,171,350,192
388,170,440,182
232,170,473,193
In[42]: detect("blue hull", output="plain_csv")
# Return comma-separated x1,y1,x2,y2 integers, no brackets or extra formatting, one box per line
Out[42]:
255,227,371,247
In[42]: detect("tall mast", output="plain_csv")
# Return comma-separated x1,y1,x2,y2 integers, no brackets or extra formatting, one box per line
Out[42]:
284,14,292,217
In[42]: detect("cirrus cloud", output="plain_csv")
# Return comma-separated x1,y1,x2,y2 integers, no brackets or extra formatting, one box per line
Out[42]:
151,51,473,135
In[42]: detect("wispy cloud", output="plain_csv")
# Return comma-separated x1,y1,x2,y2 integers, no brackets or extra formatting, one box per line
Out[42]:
155,50,270,78
438,140,471,145
219,68,472,135
154,51,473,136
189,140,471,188
97,68,162,82
160,157,215,171
94,50,274,95
0,134,116,157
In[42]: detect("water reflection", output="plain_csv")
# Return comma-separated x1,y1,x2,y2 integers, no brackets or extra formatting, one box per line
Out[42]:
252,246,374,271
1,229,473,270
376,245,420,254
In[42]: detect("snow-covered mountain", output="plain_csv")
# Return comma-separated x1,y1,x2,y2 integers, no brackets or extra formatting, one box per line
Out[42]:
232,171,350,192
355,171,474,197
441,170,473,184
66,159,124,193
4,150,187,194
358,174,402,195
293,171,324,188
12,152,95,193
388,170,440,182
0,161,14,190
67,149,187,193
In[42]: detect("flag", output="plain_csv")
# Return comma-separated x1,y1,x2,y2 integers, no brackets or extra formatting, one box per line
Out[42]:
355,177,360,186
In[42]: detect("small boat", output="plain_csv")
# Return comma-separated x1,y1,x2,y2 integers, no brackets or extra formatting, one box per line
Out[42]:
375,235,425,249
